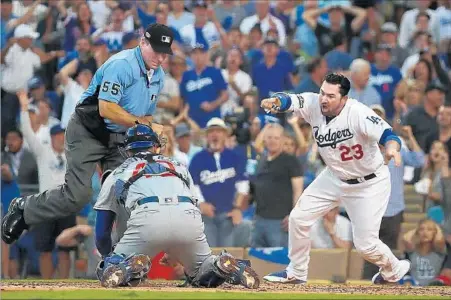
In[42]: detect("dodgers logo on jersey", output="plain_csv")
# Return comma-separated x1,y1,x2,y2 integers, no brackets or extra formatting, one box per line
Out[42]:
313,126,354,149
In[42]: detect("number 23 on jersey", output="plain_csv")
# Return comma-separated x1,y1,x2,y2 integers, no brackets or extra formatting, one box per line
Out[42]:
339,144,364,161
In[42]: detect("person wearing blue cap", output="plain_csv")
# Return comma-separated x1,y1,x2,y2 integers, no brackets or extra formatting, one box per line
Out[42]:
180,41,229,128
2,23,175,246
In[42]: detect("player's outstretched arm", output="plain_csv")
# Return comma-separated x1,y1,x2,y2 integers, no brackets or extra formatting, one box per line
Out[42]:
383,138,402,167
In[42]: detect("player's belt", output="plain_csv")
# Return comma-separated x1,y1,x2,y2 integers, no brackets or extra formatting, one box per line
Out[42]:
344,173,377,184
137,196,195,205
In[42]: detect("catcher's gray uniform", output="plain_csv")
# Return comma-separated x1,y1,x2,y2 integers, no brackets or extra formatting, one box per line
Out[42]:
94,153,259,288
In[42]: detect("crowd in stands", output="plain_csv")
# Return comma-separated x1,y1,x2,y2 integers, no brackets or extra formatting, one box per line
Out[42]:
1,0,451,286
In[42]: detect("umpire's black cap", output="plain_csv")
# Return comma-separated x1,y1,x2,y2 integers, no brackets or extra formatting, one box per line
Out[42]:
144,23,174,55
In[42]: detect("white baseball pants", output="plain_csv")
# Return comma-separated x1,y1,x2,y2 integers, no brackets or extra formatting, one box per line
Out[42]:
286,165,405,282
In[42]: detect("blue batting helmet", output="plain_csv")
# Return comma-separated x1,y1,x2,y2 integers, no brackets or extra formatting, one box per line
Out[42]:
124,123,161,151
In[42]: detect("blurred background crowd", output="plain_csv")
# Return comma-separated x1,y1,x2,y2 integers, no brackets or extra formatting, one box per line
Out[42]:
1,0,451,286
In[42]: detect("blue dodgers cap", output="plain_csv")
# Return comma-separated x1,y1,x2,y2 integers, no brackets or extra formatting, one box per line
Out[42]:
192,0,208,8
28,76,44,90
93,38,107,46
122,31,140,45
50,123,65,135
191,41,209,52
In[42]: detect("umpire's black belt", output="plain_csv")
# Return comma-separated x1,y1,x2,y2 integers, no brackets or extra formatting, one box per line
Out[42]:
137,196,195,206
343,173,376,184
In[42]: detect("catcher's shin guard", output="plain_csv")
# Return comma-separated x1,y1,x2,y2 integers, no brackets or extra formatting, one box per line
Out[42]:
215,251,260,289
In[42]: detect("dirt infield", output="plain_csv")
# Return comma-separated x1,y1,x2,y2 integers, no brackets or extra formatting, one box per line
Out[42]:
2,280,451,297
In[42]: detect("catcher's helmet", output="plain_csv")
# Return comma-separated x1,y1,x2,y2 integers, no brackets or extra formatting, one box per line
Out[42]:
124,123,161,151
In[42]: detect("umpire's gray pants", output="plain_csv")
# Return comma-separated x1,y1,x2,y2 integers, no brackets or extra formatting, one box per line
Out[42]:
23,114,124,225
113,202,213,279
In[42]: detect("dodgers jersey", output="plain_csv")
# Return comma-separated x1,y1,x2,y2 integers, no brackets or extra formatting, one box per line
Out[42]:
286,93,391,180
94,153,197,217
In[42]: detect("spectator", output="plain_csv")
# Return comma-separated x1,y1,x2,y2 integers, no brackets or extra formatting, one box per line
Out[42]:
417,141,449,209
286,115,309,157
240,0,286,46
179,0,223,51
324,32,353,73
92,5,128,53
213,0,247,32
252,37,293,106
302,4,367,55
369,44,402,120
1,129,38,187
180,42,228,128
189,118,250,247
348,58,381,107
404,81,446,151
92,38,111,69
310,207,353,250
57,68,93,129
12,0,48,32
251,123,304,247
62,2,96,53
1,0,18,48
174,122,202,164
426,104,451,164
221,47,253,117
429,154,451,286
379,22,410,68
87,0,112,30
169,53,187,84
270,0,293,35
160,125,189,167
430,44,451,105
121,32,140,50
435,0,451,52
401,32,433,77
58,35,97,76
34,99,60,148
292,0,322,59
168,0,195,32
1,24,63,138
411,58,434,89
294,57,328,94
153,53,181,124
398,0,437,49
17,90,75,279
402,219,446,286
27,76,61,120
152,3,183,50
364,105,425,279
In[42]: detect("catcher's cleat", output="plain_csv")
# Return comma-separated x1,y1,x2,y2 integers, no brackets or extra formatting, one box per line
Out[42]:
216,254,260,289
101,254,151,288
372,260,411,285
263,270,306,284
1,197,28,244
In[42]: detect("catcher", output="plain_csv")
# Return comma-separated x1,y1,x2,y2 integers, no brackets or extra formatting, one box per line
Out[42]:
94,123,260,289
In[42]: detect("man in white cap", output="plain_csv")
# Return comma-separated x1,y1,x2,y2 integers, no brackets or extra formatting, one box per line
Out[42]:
0,24,64,138
189,117,251,247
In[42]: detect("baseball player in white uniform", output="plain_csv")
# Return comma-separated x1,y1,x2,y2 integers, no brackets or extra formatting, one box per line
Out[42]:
94,123,259,289
261,73,411,284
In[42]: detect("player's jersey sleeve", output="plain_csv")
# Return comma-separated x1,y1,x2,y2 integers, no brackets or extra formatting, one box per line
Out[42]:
287,92,318,124
352,103,392,144
98,59,133,104
94,172,121,214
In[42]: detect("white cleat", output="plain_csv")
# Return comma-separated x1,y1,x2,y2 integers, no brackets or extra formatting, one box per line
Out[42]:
372,259,411,284
263,270,306,284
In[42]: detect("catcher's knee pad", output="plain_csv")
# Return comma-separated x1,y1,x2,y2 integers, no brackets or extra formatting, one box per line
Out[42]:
184,271,227,288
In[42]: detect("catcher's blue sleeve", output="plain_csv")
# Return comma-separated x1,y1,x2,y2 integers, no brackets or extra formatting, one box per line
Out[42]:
95,210,116,257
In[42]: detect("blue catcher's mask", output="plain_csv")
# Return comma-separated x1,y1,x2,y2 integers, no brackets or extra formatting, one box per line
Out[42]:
124,122,161,151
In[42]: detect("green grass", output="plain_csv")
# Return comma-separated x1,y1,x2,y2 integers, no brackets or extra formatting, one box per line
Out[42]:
0,290,444,300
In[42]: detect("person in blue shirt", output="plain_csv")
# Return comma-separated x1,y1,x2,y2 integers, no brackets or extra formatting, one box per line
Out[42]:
294,57,328,94
324,32,354,72
189,118,251,247
0,0,16,49
252,37,293,112
369,44,403,121
2,24,175,245
180,42,228,128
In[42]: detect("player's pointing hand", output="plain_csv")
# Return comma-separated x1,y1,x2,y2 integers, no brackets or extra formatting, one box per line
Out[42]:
261,97,281,114
384,147,402,167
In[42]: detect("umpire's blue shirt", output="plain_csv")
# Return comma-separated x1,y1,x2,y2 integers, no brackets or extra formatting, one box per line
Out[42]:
79,47,165,133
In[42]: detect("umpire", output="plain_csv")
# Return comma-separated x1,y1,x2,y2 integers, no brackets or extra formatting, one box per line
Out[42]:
2,23,174,244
